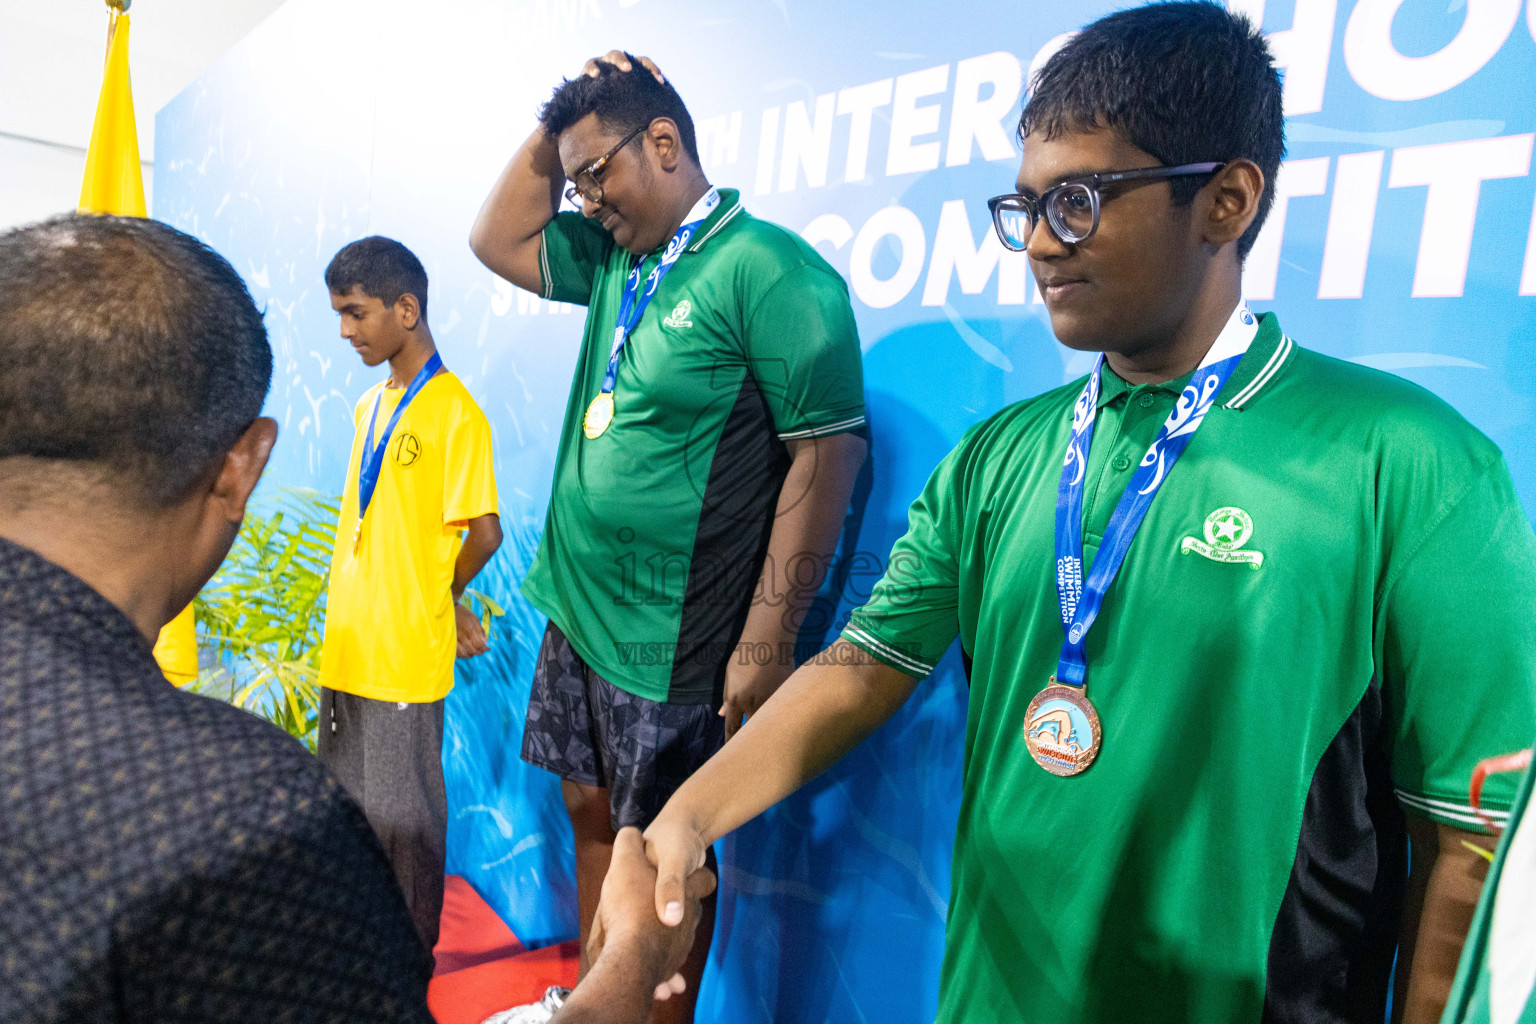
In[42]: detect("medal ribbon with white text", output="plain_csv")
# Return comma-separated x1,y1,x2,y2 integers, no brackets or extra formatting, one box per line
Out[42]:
588,187,720,433
1053,304,1259,690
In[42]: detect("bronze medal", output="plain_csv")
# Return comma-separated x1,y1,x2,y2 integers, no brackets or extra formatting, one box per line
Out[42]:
1023,680,1102,777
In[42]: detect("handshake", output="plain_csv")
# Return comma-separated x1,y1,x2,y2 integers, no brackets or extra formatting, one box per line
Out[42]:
553,825,715,1023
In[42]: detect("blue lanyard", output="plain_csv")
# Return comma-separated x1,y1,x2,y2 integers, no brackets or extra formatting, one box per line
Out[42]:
1053,306,1258,689
598,188,719,396
358,351,442,524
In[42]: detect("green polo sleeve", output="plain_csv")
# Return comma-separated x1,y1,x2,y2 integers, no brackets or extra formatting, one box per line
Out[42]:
1379,453,1536,832
539,212,613,305
744,264,866,441
841,440,966,678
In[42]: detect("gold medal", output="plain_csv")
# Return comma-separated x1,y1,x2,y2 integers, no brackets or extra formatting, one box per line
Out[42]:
1024,680,1102,777
583,391,615,439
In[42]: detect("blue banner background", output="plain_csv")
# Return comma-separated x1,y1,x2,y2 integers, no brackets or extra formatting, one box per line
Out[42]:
155,0,1536,1019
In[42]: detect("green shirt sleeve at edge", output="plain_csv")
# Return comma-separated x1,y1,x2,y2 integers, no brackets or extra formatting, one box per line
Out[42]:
540,212,613,306
1380,456,1536,829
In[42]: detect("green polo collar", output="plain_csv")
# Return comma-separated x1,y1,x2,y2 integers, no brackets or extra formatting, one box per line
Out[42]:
1094,312,1292,411
1097,362,1194,409
683,188,745,253
1218,312,1293,410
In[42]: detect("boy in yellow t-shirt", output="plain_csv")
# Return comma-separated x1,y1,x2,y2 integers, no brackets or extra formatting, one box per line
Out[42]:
318,236,502,955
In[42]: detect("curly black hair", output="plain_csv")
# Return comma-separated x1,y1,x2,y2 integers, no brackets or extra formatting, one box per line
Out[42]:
539,53,699,163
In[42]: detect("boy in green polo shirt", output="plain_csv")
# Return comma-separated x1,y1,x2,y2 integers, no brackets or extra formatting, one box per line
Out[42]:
626,6,1536,1024
470,51,867,1023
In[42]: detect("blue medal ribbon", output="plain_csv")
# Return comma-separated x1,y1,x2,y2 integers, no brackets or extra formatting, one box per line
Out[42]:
357,350,443,530
1053,305,1259,689
596,187,720,399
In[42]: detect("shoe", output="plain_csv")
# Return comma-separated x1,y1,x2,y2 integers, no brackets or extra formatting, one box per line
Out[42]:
478,986,571,1024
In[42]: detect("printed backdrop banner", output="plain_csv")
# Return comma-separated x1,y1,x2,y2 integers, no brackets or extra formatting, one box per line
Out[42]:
155,0,1536,1020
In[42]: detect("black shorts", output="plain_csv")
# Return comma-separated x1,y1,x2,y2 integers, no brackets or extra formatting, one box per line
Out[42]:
520,620,726,831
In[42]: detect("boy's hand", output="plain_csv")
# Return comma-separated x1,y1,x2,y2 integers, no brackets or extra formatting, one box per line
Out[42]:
719,660,789,741
454,602,489,658
641,814,711,930
581,51,666,83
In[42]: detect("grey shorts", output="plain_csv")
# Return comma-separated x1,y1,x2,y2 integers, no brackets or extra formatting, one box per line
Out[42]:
520,620,726,831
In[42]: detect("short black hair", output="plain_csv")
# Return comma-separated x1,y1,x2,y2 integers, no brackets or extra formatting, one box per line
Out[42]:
538,54,699,164
0,214,272,507
325,236,429,320
1020,1,1284,258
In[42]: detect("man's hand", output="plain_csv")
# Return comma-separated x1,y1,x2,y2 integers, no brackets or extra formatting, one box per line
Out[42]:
454,602,489,659
581,50,665,83
584,827,715,1003
719,660,790,742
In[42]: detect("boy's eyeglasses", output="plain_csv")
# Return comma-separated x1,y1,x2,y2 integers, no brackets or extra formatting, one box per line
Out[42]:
564,125,648,208
987,162,1225,250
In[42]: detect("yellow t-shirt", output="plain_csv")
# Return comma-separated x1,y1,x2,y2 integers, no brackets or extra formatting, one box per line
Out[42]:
319,370,498,703
153,603,198,686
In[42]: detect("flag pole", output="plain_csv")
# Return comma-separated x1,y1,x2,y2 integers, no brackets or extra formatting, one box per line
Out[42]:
105,0,129,62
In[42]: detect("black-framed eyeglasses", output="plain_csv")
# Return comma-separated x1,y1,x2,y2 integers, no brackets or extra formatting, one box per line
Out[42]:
564,124,648,208
987,162,1225,250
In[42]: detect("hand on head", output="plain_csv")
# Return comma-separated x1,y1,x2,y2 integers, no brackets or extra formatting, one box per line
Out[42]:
587,826,714,1002
581,51,665,83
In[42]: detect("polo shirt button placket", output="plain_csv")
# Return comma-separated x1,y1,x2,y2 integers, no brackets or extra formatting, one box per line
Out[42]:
1112,454,1132,472
1138,392,1156,408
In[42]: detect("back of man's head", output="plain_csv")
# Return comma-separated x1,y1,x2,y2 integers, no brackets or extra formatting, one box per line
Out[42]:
324,235,430,319
1021,0,1284,258
539,54,700,163
0,214,272,508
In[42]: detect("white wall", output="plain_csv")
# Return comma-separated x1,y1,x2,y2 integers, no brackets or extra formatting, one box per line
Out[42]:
0,0,287,232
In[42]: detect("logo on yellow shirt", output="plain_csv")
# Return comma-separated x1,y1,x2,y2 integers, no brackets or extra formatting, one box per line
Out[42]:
391,431,422,467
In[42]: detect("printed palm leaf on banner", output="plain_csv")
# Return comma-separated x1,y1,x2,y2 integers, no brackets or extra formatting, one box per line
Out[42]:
191,489,341,750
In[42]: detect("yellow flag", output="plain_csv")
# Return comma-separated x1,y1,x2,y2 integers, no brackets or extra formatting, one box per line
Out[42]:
153,604,198,686
79,10,198,683
78,12,147,218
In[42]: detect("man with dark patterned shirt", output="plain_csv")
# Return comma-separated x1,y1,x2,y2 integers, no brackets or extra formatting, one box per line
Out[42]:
0,214,435,1024
0,214,722,1024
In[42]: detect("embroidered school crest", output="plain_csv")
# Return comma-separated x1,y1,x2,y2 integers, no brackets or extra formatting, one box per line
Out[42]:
1180,506,1263,569
663,300,694,329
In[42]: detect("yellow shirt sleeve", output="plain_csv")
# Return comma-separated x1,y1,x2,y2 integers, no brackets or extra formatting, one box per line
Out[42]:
443,403,498,529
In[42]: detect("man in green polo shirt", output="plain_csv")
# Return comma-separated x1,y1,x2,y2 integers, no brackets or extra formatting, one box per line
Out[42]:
625,5,1536,1023
470,50,867,1023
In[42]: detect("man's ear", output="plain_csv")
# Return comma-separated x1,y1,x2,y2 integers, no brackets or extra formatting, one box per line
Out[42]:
1202,158,1265,249
394,292,422,331
210,418,278,523
647,118,686,172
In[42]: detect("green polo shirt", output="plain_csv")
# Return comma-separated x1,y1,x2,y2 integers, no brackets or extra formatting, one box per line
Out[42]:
521,189,865,703
844,312,1536,1023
